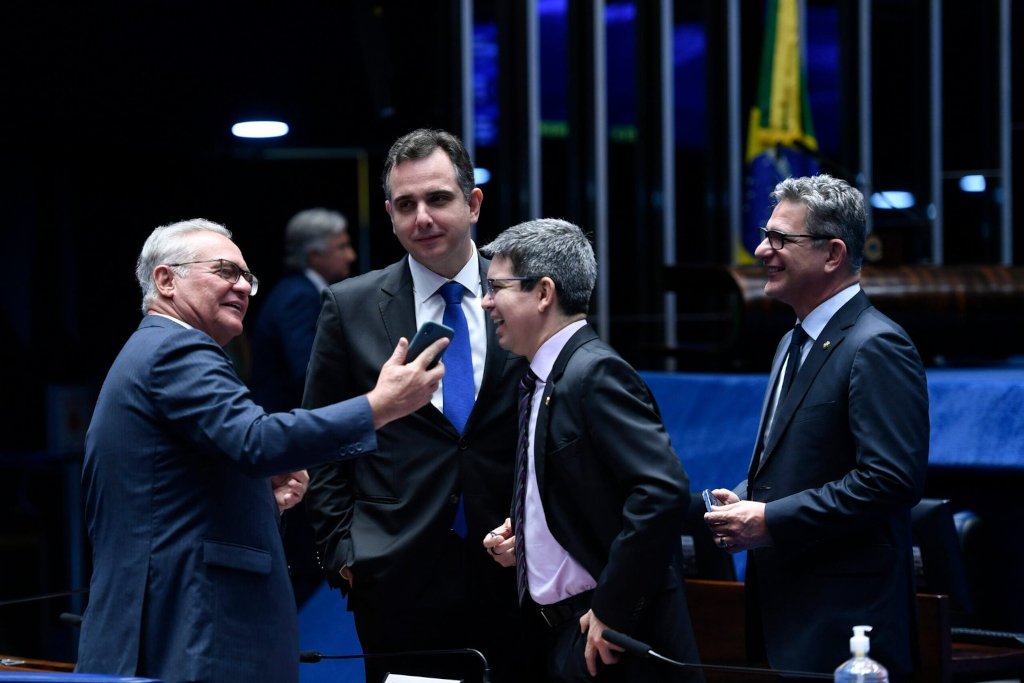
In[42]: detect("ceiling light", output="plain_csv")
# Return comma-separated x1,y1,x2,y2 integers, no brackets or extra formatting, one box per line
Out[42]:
231,120,289,139
870,191,915,210
958,175,986,193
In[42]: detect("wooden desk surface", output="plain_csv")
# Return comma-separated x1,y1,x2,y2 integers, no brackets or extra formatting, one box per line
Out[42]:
0,655,75,673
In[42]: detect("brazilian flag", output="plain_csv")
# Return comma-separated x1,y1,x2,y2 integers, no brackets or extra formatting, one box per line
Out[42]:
740,0,820,263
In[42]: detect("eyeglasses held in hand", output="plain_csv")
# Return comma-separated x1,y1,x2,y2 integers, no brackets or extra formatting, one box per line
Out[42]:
166,259,259,295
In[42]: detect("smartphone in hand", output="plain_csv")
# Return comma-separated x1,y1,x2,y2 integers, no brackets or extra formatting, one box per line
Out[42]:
702,489,720,512
406,321,455,369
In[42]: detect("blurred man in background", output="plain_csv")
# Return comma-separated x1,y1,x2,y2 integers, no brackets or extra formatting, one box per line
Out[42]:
250,207,356,413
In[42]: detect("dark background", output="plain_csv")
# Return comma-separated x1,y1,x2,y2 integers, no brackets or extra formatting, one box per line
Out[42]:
1,0,1021,663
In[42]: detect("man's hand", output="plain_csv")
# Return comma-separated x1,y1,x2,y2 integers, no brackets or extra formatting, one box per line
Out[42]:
579,609,624,676
482,517,516,568
340,566,354,587
704,496,771,553
271,470,309,512
366,337,448,429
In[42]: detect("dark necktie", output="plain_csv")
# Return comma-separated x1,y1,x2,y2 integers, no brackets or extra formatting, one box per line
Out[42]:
438,281,474,537
756,323,807,469
512,370,538,604
778,322,807,407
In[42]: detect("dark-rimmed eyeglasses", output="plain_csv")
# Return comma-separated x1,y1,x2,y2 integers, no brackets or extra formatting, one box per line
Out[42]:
484,277,538,295
166,259,259,295
759,227,831,250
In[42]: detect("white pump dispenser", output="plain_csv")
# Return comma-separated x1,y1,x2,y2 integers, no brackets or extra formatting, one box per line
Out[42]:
850,625,872,656
834,625,888,682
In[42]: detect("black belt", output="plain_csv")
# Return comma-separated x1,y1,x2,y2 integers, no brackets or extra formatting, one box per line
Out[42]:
536,590,594,628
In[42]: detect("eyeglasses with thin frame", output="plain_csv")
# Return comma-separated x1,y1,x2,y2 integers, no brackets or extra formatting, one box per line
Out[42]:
759,227,831,251
166,259,260,295
484,276,538,296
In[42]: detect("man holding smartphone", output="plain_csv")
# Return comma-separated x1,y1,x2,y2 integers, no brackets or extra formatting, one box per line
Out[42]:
704,175,928,679
302,129,532,683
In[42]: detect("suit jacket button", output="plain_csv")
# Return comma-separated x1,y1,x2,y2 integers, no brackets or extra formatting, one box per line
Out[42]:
449,494,459,506
458,438,468,450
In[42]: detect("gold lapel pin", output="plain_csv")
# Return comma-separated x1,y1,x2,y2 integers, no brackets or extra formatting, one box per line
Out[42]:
544,396,552,407
823,340,832,350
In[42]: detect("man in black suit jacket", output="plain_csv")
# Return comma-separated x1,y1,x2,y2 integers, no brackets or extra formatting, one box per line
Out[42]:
480,218,702,683
705,175,929,679
303,129,530,683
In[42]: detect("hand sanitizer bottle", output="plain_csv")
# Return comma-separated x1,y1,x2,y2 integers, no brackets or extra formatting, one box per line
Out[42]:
834,625,889,682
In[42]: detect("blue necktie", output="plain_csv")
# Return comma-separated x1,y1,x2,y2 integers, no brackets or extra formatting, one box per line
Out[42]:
439,281,474,537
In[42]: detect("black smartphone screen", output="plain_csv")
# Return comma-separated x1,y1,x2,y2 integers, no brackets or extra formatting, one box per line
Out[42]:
406,321,455,369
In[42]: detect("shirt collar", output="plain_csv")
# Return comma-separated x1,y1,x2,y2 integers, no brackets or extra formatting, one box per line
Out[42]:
408,242,481,303
799,283,861,341
148,312,192,329
530,319,588,382
303,268,329,293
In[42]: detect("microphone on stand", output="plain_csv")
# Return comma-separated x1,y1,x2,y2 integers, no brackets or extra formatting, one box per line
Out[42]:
0,588,89,608
299,647,491,683
602,629,832,681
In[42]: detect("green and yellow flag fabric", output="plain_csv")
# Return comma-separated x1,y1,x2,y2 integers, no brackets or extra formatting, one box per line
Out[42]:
740,0,820,263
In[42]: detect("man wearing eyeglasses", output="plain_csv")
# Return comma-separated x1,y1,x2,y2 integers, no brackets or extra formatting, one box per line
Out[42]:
703,175,928,680
302,129,533,683
76,218,447,683
479,218,702,683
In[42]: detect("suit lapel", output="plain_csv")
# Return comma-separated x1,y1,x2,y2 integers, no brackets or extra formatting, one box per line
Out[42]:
532,325,598,499
378,258,450,429
756,291,872,472
377,257,418,347
747,340,789,478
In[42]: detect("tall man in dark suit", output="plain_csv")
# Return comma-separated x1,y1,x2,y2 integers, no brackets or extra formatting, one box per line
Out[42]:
77,219,446,683
480,218,702,683
302,129,531,683
705,175,929,679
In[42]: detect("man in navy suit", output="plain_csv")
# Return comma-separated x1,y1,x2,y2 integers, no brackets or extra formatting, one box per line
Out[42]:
76,218,447,683
250,207,356,413
480,218,702,682
705,175,929,679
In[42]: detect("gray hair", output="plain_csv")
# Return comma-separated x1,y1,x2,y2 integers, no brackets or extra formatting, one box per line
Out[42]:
771,174,866,272
135,218,232,314
381,128,475,203
479,218,596,316
283,208,348,270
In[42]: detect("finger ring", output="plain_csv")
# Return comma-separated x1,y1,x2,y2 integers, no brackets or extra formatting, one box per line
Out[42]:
489,546,502,556
488,531,500,538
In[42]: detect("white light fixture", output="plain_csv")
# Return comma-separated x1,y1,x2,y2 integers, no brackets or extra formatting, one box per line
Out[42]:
870,191,915,210
474,167,492,185
231,120,289,139
958,175,986,193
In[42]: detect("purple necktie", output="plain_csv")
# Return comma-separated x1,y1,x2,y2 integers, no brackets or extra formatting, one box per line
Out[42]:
513,370,538,604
